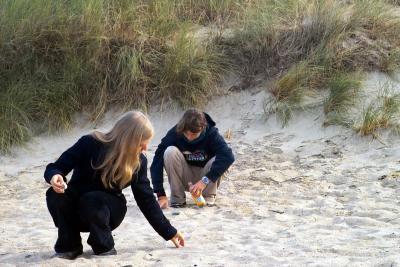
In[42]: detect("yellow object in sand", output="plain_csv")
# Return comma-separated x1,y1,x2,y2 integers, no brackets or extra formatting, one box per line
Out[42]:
188,182,206,207
191,194,206,207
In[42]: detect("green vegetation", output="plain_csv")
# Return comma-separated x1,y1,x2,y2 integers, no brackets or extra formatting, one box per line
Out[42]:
354,85,400,139
219,0,400,127
324,73,362,115
1,0,400,151
0,0,236,152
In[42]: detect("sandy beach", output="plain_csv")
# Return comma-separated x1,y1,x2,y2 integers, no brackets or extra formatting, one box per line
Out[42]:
1,73,400,266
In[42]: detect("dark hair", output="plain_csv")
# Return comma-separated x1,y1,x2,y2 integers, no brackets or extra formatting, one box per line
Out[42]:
176,108,207,134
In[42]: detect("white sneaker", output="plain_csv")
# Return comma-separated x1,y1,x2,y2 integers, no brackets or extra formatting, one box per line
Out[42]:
204,195,216,206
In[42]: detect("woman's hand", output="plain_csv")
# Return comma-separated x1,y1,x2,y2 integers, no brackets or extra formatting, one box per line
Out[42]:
157,196,169,209
170,231,185,248
50,174,66,194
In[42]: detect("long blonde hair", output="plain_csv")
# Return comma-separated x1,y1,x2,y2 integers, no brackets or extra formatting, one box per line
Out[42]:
92,111,154,189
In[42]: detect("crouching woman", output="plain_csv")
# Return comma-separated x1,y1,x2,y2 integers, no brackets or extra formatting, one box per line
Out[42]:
44,111,184,260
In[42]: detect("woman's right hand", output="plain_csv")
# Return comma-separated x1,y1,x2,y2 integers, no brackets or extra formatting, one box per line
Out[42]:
50,174,66,194
157,196,169,209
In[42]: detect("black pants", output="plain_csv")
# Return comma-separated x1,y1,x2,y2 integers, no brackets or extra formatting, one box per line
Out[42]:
46,188,127,254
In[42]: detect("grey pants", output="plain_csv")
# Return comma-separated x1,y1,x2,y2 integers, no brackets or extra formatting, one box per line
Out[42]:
164,146,220,204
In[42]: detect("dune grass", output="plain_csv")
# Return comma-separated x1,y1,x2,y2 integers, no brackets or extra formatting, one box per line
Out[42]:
156,28,230,107
354,86,400,138
324,82,400,139
265,61,328,126
387,0,400,5
323,73,362,115
216,0,400,128
1,0,400,151
0,0,233,152
322,73,362,128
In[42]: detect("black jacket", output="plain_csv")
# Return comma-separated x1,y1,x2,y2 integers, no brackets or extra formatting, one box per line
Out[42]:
44,134,177,241
150,113,235,195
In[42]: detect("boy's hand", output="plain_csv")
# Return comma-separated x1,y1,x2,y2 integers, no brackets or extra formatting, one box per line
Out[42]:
158,196,169,209
189,181,206,197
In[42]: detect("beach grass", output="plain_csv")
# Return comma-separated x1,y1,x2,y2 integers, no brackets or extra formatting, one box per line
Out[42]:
354,85,400,138
1,0,400,151
217,0,400,127
323,73,362,115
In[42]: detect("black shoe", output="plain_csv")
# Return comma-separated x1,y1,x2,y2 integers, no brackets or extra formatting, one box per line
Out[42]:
54,248,83,260
170,202,186,208
94,247,117,256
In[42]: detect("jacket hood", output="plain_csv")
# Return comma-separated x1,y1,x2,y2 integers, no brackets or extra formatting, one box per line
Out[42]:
204,112,216,128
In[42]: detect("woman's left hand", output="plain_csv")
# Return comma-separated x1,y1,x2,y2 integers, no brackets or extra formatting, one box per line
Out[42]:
170,231,185,248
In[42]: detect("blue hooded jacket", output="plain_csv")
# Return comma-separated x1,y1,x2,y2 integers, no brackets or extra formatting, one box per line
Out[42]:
150,113,235,195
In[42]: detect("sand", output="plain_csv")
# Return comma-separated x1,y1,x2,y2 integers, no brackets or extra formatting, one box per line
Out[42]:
1,73,400,266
